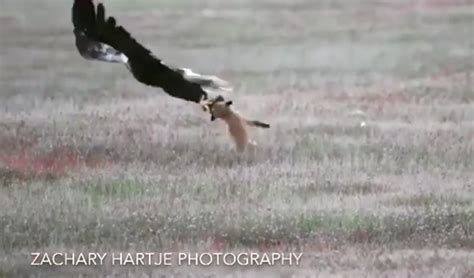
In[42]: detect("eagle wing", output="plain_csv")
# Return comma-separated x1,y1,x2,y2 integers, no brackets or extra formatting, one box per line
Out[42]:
72,0,127,63
72,0,232,103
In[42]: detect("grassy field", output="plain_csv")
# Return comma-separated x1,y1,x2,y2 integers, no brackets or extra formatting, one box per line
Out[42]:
1,0,473,276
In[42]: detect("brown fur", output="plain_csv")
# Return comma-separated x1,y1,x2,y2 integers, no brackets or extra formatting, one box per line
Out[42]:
201,98,270,152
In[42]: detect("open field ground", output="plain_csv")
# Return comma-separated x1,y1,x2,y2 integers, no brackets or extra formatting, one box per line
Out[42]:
1,0,473,277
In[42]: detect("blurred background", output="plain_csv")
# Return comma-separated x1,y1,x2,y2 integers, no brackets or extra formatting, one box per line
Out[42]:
0,0,473,277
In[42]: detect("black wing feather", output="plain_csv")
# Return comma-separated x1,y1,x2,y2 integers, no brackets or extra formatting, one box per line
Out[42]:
72,0,126,63
73,0,209,103
72,0,96,33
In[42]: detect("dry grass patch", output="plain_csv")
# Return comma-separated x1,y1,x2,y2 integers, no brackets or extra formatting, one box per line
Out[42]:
1,0,473,276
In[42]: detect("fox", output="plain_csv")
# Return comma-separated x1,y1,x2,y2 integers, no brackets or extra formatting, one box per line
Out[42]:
201,96,270,152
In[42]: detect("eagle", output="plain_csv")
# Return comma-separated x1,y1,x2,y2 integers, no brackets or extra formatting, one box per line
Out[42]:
72,0,231,103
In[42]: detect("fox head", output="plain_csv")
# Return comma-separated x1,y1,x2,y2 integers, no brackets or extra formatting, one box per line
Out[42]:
201,96,232,121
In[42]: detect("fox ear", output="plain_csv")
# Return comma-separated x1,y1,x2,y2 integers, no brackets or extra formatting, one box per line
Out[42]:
225,101,233,106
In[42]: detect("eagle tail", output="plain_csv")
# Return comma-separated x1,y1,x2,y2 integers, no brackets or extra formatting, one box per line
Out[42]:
177,68,233,94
